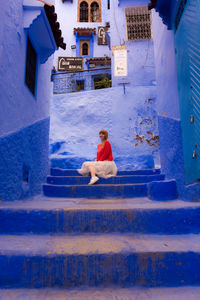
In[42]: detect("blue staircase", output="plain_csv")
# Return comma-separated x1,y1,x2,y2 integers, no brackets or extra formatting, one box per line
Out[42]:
43,168,177,200
0,167,200,295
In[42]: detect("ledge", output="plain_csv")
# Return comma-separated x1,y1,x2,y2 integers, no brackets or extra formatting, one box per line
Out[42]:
74,28,96,36
85,57,111,65
23,0,66,63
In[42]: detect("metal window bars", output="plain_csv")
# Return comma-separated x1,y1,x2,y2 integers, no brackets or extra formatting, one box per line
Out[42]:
125,6,152,41
80,1,89,22
82,42,89,55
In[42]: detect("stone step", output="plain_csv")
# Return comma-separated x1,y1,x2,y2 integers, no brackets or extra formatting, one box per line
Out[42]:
50,168,161,177
47,174,165,185
1,198,200,234
43,183,148,198
1,286,200,300
0,233,200,288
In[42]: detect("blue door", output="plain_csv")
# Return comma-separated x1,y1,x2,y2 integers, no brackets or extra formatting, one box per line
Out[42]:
175,0,200,182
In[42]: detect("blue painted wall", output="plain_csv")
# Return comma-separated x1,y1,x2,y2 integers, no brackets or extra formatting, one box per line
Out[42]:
0,0,56,201
151,7,200,200
50,0,160,170
50,85,159,170
110,0,156,87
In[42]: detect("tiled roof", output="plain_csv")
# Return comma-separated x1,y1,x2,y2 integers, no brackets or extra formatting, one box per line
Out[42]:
73,28,96,36
44,4,66,50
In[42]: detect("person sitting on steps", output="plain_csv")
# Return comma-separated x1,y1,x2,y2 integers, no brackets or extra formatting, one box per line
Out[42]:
78,129,118,185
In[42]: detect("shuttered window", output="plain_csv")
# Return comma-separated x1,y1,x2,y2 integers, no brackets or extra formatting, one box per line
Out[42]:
125,6,152,41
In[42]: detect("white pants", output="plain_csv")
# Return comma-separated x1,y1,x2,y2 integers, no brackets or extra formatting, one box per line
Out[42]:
78,161,118,178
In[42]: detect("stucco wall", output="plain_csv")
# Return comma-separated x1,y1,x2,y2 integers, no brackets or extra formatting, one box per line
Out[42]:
0,118,50,201
50,86,159,170
151,9,200,200
110,0,156,87
151,11,184,191
151,10,180,119
0,0,53,137
0,0,54,200
53,0,111,70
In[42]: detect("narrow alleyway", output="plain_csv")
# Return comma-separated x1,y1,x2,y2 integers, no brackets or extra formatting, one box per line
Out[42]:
1,0,200,297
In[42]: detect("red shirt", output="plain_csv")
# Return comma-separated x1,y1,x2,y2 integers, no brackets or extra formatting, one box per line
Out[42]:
97,140,113,161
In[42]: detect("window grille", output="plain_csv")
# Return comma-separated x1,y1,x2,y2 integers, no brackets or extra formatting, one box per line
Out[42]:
80,39,90,55
80,1,89,22
174,0,188,32
25,37,37,95
125,6,152,41
82,43,89,55
91,2,100,22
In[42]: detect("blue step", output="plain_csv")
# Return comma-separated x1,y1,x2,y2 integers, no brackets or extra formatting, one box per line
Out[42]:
1,199,200,234
0,233,200,288
50,168,161,177
43,183,148,198
47,174,165,185
1,286,200,299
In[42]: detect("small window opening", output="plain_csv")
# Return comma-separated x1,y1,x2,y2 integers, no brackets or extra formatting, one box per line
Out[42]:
25,37,37,95
23,164,30,184
76,80,85,91
80,39,90,55
82,43,89,55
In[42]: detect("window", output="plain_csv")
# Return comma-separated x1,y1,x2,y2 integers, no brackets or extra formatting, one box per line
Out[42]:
91,2,100,22
125,6,152,41
80,39,90,55
78,0,101,22
80,1,89,22
76,80,85,91
25,37,37,95
82,43,88,55
108,0,110,9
